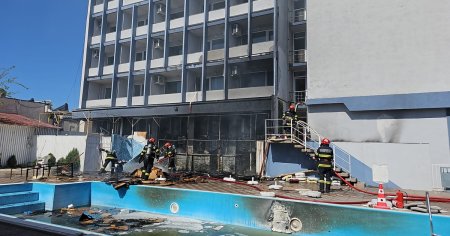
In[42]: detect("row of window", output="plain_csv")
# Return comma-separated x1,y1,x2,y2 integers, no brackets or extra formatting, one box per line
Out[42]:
98,70,272,99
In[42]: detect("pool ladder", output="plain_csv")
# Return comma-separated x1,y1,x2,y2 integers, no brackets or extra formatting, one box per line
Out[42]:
426,192,438,236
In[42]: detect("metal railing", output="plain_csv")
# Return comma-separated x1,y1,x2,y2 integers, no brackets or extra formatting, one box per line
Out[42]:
292,90,307,104
293,8,306,23
293,49,306,63
9,163,75,181
265,119,353,176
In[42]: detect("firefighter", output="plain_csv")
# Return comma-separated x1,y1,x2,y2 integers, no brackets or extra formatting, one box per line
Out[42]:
162,142,177,172
99,148,118,174
282,103,299,138
139,137,160,180
316,138,334,193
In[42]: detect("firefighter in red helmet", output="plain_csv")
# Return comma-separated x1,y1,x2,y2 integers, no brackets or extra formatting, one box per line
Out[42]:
282,103,299,138
316,138,334,193
162,142,177,173
139,137,160,180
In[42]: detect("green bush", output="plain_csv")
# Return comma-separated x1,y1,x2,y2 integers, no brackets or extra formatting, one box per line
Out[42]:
65,148,80,169
7,155,17,168
56,157,66,165
47,153,56,167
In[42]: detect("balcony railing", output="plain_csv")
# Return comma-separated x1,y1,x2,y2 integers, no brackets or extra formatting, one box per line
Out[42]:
293,8,306,23
293,49,306,63
292,90,307,104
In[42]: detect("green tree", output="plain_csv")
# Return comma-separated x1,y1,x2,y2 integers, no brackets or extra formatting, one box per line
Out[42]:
0,66,27,98
65,148,80,169
47,153,56,167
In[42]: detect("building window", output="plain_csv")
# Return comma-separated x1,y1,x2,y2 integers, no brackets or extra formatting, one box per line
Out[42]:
165,81,181,94
207,38,224,51
210,1,225,11
103,87,111,99
108,25,116,33
169,45,183,56
241,71,266,88
106,56,114,66
133,84,144,96
206,76,223,91
137,19,148,27
170,11,184,19
252,30,273,44
293,32,306,50
136,51,146,61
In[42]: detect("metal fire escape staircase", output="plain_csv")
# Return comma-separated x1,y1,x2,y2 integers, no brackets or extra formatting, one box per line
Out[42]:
265,119,358,184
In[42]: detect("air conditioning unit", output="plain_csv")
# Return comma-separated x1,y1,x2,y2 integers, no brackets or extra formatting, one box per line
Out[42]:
230,65,239,77
156,4,165,15
153,39,163,49
153,75,165,85
232,24,241,37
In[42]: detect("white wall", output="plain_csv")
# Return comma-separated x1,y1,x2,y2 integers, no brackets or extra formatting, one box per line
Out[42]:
36,135,87,166
307,0,450,99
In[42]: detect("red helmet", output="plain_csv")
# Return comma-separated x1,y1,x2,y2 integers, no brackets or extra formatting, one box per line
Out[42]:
321,138,330,145
148,137,155,143
164,142,171,148
289,104,295,111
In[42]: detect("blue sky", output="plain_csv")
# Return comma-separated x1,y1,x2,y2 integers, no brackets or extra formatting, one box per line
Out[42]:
0,0,88,110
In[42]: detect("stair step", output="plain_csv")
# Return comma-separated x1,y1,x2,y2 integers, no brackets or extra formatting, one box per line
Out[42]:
0,201,45,215
345,177,358,183
338,172,350,178
334,167,342,173
0,183,32,194
0,191,39,206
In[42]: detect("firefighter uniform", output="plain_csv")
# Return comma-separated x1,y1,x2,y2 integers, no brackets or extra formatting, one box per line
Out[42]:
316,144,334,193
162,143,177,172
282,105,299,136
99,148,118,174
140,141,160,180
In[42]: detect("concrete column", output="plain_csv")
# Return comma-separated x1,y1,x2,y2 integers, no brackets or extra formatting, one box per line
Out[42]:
144,1,154,104
223,0,230,100
163,0,171,68
247,0,253,58
201,0,209,102
79,0,94,109
127,6,138,106
111,1,123,107
180,0,190,103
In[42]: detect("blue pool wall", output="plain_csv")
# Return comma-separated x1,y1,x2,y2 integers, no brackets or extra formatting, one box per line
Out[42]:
11,182,450,235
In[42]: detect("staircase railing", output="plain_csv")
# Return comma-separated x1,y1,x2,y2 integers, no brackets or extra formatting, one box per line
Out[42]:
265,119,353,177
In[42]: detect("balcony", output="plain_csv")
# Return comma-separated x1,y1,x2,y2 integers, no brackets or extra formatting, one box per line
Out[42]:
153,22,166,33
118,63,129,73
168,55,183,67
206,90,224,101
150,58,164,68
253,0,274,12
122,0,142,6
252,41,274,55
186,91,202,102
93,4,103,14
229,45,248,58
187,52,203,64
115,97,127,107
228,86,272,99
134,61,146,71
132,96,144,106
207,49,224,61
88,68,99,77
170,17,184,29
292,90,307,104
293,49,307,64
293,8,306,23
120,29,132,40
107,0,118,10
86,99,110,108
148,93,181,105
209,9,225,22
230,2,249,17
189,13,203,26
91,35,101,45
103,65,114,75
105,32,116,42
136,26,147,37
